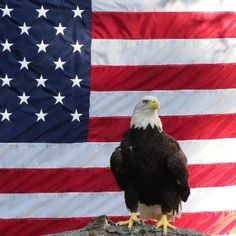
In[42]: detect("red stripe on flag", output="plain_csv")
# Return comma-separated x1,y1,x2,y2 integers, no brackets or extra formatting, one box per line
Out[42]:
92,12,236,39
189,163,236,188
0,212,235,236
175,212,236,235
0,164,235,193
0,217,90,236
0,168,117,193
88,114,236,142
91,64,236,91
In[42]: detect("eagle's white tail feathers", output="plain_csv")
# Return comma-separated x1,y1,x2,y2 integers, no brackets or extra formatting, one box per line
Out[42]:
138,203,182,222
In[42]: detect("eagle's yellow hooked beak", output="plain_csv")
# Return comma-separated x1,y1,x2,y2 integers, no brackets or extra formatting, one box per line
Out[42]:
149,100,160,110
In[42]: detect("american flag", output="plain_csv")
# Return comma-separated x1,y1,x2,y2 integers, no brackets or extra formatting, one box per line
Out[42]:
0,0,236,235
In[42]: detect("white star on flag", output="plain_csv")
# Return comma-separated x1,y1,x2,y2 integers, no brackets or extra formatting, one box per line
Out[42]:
36,40,49,53
0,5,13,17
54,23,66,35
1,39,13,52
71,110,82,122
35,109,47,122
72,6,84,18
1,74,13,87
19,57,31,70
19,22,31,35
18,92,30,105
36,75,47,87
36,5,49,18
71,75,82,87
0,109,12,121
71,41,83,53
54,92,65,104
54,58,65,70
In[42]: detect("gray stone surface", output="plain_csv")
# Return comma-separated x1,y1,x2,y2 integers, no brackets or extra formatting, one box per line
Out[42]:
46,215,209,236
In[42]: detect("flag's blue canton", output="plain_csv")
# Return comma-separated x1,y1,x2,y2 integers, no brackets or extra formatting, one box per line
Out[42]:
0,0,91,142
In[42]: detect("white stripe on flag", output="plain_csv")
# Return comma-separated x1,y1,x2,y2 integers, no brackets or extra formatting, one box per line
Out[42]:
1,140,236,168
0,186,235,218
92,0,236,12
92,39,236,65
89,90,236,116
0,143,111,168
0,139,235,168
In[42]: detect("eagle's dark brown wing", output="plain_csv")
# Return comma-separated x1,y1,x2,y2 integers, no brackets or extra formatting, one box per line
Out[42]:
110,146,127,190
165,134,190,202
110,143,140,213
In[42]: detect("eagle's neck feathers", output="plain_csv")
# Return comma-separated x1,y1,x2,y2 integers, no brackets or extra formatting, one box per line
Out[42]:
130,110,163,131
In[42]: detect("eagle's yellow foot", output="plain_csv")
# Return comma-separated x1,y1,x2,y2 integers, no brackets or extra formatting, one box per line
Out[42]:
117,212,141,229
155,214,176,235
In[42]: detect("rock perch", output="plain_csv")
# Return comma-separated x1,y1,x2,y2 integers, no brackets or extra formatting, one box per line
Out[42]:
46,215,209,236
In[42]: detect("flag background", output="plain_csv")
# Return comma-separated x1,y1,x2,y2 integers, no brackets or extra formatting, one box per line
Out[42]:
0,0,236,235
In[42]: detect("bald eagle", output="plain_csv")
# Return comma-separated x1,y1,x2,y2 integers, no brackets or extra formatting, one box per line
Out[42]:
110,96,190,235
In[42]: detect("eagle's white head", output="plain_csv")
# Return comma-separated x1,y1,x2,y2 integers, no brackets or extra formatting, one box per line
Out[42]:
130,96,163,131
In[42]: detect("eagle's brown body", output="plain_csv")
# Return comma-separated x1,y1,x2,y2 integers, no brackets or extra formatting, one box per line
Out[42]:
110,125,190,219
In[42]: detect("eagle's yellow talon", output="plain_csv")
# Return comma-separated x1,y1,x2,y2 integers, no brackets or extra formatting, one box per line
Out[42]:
156,215,176,235
117,213,141,229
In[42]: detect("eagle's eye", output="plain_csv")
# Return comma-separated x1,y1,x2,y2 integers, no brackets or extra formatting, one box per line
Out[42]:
142,99,149,104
